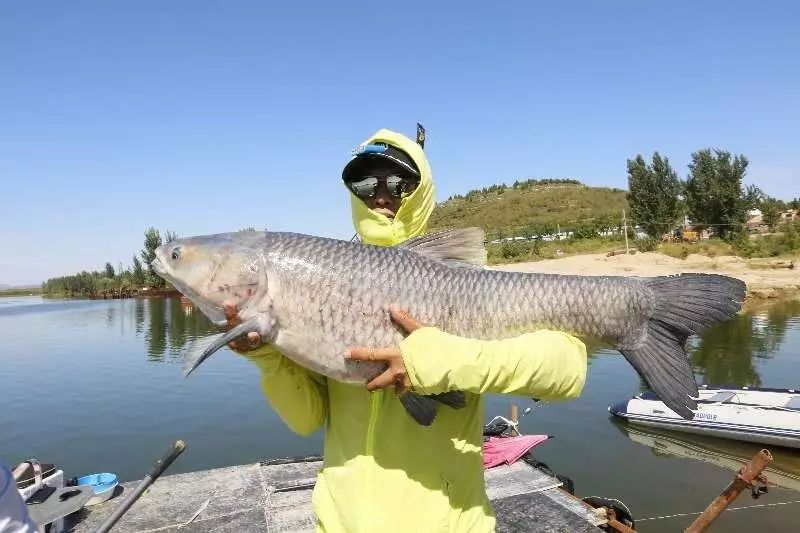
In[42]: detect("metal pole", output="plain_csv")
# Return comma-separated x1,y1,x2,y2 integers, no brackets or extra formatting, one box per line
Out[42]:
622,209,629,254
684,449,772,533
95,440,186,533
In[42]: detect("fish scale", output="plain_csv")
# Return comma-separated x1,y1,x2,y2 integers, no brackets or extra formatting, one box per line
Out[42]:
263,234,652,376
153,228,746,422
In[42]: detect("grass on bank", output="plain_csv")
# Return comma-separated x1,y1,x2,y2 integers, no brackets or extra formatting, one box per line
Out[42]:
0,287,43,297
488,224,800,266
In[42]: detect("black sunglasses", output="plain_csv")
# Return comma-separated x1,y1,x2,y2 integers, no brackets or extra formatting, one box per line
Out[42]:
346,174,420,200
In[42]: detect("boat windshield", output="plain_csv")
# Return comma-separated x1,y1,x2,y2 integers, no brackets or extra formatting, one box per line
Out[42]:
706,391,737,403
784,396,800,410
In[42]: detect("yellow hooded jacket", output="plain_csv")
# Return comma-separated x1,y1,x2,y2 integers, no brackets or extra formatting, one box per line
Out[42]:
244,129,588,532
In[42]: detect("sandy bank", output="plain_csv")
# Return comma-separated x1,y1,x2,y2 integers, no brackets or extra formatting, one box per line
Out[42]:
493,252,799,300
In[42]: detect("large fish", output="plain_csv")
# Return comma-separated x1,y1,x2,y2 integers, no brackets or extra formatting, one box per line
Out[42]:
152,228,746,425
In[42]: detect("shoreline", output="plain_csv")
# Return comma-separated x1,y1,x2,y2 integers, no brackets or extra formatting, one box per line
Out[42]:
493,251,799,303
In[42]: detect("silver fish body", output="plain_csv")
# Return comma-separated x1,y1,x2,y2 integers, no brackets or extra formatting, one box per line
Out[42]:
153,229,746,422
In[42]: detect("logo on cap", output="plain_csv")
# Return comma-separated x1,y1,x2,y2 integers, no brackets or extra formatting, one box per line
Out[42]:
351,144,388,156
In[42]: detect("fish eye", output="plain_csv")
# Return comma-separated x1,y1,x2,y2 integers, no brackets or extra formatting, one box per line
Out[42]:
171,247,182,261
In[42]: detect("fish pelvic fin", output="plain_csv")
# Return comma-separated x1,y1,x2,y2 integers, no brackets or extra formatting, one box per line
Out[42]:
428,390,467,409
182,316,262,377
398,228,486,269
398,392,438,426
398,390,468,426
621,273,746,420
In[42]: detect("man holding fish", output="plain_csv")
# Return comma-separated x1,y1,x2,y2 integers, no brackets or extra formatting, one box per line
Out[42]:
153,125,743,532
225,126,589,532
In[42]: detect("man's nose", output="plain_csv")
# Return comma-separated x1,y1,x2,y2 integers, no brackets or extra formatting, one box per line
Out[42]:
373,182,392,206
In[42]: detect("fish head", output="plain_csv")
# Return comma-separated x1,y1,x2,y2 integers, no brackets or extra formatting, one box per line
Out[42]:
153,232,265,325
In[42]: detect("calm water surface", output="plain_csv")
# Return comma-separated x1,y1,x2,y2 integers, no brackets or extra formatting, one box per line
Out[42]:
1,295,799,531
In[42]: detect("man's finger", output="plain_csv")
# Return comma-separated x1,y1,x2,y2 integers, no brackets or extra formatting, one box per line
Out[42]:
223,302,240,325
389,305,423,334
344,346,400,361
366,369,399,391
247,332,261,347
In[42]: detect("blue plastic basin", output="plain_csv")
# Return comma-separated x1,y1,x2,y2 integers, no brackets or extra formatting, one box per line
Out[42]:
76,473,118,495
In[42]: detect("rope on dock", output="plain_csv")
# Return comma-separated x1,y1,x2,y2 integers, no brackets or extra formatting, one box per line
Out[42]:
636,499,800,522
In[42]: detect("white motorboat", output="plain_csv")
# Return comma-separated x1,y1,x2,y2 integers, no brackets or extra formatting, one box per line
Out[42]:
609,385,800,449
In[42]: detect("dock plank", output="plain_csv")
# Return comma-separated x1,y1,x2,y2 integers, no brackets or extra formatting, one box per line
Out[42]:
66,459,603,532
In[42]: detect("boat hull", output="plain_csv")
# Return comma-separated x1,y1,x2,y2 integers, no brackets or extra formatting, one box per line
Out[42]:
609,387,800,450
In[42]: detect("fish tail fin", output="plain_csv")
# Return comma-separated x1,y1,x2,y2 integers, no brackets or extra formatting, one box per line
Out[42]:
621,273,746,419
398,390,468,426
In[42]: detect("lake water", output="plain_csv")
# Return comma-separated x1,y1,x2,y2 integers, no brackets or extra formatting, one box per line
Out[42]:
2,295,799,531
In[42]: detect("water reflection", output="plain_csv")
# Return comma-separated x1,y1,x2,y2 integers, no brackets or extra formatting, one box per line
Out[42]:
689,299,800,387
610,419,800,493
132,297,800,375
135,297,216,360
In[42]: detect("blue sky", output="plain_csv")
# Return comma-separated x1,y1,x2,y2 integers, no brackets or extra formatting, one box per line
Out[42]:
1,1,798,285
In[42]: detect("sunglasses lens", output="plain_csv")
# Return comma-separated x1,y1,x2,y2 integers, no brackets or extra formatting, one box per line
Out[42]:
348,177,378,198
385,175,403,196
347,175,419,199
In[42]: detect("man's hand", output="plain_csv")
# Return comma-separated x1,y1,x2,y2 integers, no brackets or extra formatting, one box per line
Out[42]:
224,302,264,352
344,305,423,392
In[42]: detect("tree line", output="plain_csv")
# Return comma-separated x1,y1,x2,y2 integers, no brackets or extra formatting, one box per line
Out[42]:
446,178,583,202
627,148,799,239
42,227,177,297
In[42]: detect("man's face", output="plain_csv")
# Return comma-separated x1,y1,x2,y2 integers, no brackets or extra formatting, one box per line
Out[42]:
367,176,402,219
346,158,419,219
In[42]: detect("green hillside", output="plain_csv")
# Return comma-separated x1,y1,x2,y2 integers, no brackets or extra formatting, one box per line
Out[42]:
429,178,630,239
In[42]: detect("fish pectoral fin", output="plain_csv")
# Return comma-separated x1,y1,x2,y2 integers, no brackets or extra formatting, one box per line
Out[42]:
398,391,439,426
182,317,261,377
398,228,487,268
428,390,467,409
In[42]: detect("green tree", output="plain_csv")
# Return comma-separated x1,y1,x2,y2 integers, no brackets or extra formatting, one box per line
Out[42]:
744,184,764,210
684,149,749,239
626,152,683,238
104,262,115,279
141,227,164,288
760,197,783,231
132,255,146,287
790,198,799,210
164,230,178,243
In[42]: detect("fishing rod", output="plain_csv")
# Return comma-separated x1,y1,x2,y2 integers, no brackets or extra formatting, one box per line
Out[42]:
94,440,186,533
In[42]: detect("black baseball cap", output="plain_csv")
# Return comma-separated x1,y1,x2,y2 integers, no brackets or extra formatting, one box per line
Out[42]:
342,143,420,183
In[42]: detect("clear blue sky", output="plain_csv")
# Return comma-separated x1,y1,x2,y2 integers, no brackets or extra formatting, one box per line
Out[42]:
1,1,798,286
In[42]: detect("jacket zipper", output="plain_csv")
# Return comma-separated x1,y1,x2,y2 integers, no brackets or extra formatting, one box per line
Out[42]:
365,391,381,455
363,390,382,533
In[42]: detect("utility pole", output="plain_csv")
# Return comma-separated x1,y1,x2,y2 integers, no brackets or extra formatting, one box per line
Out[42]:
622,209,630,254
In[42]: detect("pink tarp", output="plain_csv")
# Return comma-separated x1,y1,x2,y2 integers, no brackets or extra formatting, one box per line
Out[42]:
482,435,550,469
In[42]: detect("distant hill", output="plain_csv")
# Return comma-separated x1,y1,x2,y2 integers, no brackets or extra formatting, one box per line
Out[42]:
0,283,39,290
429,178,629,238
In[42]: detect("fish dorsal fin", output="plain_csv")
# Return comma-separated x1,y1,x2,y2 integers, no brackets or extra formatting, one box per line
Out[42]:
398,228,487,268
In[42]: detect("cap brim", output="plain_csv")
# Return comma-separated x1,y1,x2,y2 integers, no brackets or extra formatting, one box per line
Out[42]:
342,153,418,182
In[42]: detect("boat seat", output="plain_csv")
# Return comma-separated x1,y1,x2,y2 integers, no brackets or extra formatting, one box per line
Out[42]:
706,391,737,403
784,396,800,410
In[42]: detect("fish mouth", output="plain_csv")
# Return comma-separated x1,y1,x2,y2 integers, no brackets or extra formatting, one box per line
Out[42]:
152,257,166,276
150,254,227,326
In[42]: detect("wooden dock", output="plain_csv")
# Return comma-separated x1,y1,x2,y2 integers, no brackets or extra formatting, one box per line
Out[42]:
67,457,606,532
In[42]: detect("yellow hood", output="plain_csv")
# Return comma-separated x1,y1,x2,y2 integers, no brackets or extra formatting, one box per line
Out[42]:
346,128,435,247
